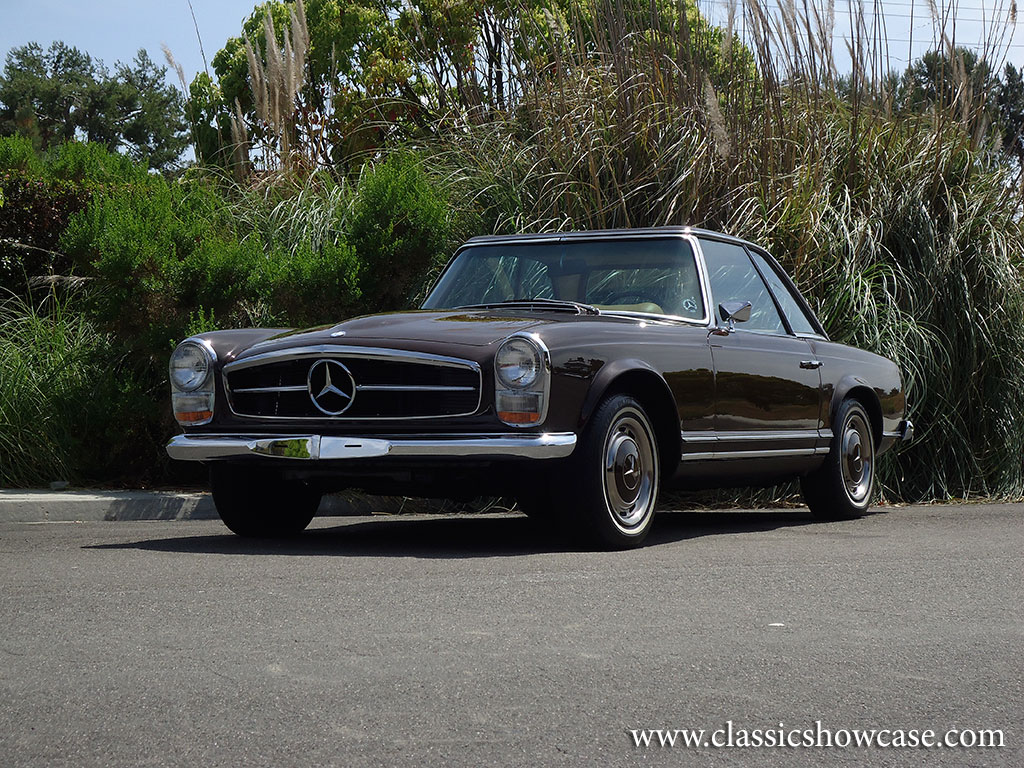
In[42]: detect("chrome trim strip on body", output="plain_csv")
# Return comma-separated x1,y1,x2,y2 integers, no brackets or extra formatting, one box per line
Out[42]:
166,432,577,462
680,430,829,461
683,429,822,444
680,447,829,461
884,420,914,442
221,345,484,421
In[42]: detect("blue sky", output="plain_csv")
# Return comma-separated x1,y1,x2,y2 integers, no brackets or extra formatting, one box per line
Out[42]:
0,0,257,85
1,0,1022,93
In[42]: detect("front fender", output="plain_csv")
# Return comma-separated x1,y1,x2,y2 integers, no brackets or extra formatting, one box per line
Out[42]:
579,359,672,424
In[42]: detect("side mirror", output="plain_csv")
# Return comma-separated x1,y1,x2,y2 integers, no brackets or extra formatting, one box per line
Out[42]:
718,300,752,332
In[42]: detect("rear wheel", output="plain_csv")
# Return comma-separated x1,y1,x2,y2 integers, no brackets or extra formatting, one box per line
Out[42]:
564,394,660,548
210,464,321,537
801,398,876,520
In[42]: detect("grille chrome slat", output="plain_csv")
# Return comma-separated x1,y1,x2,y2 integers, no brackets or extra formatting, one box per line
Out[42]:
355,385,477,392
232,385,309,393
223,347,482,421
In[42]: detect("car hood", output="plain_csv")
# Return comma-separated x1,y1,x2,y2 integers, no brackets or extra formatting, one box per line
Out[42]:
243,310,555,355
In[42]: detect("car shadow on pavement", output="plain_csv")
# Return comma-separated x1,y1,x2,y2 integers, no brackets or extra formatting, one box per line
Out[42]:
86,508,821,559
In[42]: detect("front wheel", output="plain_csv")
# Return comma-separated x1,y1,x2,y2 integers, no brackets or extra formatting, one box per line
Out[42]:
210,464,321,537
565,394,660,548
801,398,876,520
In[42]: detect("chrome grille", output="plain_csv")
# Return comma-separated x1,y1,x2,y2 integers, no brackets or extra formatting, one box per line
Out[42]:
224,347,482,420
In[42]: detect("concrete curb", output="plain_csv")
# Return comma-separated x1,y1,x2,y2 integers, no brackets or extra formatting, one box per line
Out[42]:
0,489,509,523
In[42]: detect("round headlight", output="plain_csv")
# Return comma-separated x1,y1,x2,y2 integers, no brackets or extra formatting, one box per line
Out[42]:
496,337,542,389
169,341,212,392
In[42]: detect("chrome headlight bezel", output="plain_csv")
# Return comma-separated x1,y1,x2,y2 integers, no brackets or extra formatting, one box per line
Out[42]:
494,333,550,428
169,338,216,427
495,337,542,390
169,340,213,393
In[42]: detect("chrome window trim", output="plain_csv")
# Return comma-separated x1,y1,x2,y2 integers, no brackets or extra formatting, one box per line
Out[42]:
222,345,483,422
425,233,713,328
745,244,830,340
694,236,793,335
596,310,709,328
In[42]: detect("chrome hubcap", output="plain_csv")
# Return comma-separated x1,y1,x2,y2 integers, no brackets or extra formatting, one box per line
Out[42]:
603,410,656,530
841,413,873,504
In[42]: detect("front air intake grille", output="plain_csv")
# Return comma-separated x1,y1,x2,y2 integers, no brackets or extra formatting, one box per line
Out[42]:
223,348,481,420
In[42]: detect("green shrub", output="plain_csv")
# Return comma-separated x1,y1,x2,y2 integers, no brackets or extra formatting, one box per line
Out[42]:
60,170,364,352
0,138,152,292
348,152,453,312
44,139,150,186
0,171,89,286
0,134,44,175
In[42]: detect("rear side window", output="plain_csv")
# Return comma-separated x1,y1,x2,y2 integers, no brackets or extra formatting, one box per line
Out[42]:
699,238,785,334
748,251,819,335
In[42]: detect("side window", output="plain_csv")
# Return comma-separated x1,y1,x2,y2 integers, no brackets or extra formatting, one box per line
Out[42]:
748,251,818,335
699,239,785,334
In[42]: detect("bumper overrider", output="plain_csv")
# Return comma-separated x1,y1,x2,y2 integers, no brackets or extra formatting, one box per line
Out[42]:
166,432,577,462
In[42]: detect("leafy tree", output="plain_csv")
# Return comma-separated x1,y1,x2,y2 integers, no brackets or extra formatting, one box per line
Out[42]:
0,42,188,170
998,63,1024,167
896,47,1001,148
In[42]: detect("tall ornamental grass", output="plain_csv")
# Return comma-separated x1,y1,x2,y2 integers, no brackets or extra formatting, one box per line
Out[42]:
0,290,165,487
415,0,1024,500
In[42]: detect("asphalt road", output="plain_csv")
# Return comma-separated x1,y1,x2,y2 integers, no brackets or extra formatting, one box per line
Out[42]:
0,503,1021,767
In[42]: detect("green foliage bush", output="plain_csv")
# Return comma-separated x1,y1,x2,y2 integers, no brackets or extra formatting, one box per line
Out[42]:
0,137,152,290
348,152,453,312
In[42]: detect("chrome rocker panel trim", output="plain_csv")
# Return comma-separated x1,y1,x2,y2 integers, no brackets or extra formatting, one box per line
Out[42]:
167,432,577,462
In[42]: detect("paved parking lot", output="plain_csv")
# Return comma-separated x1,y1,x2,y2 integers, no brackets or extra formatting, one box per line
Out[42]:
0,503,1020,767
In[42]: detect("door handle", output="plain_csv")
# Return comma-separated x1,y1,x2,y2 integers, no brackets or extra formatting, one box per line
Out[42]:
800,360,823,369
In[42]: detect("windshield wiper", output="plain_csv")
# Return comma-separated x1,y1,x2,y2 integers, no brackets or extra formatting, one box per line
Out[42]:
453,299,600,316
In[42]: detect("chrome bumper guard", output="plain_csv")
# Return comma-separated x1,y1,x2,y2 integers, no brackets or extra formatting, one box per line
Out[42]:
899,419,914,442
166,432,577,462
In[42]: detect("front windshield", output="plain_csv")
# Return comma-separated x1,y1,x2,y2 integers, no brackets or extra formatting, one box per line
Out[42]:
422,237,705,321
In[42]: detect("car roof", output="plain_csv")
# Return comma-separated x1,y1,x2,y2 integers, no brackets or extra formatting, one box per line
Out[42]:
464,226,761,251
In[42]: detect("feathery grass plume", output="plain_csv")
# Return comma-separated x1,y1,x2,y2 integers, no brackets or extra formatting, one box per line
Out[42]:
229,98,251,179
239,0,309,172
162,44,202,165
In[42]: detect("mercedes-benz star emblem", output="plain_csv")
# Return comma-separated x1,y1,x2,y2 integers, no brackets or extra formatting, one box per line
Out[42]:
307,359,356,416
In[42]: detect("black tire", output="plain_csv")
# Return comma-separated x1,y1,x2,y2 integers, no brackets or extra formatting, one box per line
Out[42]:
801,398,876,520
562,394,660,549
209,464,321,537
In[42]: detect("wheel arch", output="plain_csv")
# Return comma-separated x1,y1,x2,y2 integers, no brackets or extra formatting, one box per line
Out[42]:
579,360,681,478
833,376,883,450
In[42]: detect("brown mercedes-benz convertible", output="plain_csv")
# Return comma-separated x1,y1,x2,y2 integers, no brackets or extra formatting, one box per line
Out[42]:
167,227,912,548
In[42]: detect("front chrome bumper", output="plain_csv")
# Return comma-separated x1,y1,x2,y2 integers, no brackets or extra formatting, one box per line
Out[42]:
166,432,577,462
